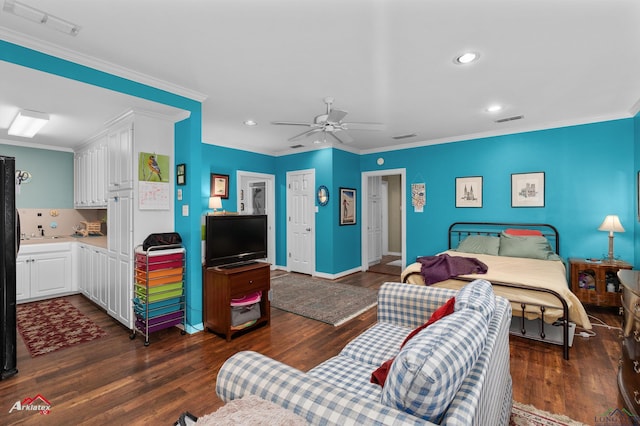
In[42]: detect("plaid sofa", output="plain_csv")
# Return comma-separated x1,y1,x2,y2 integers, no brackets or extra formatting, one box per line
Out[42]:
216,281,512,425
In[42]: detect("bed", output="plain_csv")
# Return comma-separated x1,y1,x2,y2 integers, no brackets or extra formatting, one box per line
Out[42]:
401,222,592,360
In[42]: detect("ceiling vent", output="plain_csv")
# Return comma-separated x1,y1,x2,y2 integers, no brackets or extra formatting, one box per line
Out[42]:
392,133,417,140
289,144,304,149
495,115,524,123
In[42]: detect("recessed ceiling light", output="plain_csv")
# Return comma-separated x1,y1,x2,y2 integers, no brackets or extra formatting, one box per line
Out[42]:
454,52,479,65
243,119,257,126
486,104,503,113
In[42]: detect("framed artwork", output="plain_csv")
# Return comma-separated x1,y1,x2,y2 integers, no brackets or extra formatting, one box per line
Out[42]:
210,173,229,199
176,163,186,186
138,152,169,182
455,176,482,208
511,172,545,207
339,187,357,225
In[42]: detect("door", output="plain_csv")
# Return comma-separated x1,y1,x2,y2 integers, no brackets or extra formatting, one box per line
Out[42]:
367,176,383,265
286,170,315,275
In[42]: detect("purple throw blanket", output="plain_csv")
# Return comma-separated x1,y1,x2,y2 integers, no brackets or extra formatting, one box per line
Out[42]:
417,253,488,285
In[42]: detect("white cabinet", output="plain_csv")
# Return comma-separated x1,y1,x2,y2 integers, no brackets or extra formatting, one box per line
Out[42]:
77,243,108,310
107,191,133,327
17,243,73,303
74,136,108,208
108,121,133,191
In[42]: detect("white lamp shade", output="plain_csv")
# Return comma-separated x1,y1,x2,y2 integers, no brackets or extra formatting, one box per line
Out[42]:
598,215,625,233
209,196,222,209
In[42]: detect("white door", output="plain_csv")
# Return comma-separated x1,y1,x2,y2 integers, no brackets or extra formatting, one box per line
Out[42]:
236,171,276,267
286,170,315,275
367,176,383,265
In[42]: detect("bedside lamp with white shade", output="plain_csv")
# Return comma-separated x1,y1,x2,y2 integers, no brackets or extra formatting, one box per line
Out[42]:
209,196,223,215
598,215,624,262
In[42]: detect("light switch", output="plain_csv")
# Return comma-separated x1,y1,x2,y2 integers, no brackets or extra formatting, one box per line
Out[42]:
182,204,189,216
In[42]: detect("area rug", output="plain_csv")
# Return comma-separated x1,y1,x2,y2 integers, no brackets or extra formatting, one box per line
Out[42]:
386,259,402,267
17,298,107,357
510,401,588,426
270,274,378,326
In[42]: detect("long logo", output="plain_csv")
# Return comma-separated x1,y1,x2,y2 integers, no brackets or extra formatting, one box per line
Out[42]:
9,394,51,415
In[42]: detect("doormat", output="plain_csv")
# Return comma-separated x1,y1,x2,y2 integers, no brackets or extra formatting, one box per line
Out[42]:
270,274,378,326
17,298,107,357
510,401,589,426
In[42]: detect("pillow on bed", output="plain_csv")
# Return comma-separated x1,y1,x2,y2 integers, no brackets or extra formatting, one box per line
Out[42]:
454,235,500,256
504,228,543,236
498,232,561,260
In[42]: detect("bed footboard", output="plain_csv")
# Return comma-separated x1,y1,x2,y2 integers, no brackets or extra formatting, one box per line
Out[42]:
402,273,571,360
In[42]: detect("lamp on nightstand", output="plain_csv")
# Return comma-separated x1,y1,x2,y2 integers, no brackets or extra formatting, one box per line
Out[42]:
598,215,624,262
209,196,223,215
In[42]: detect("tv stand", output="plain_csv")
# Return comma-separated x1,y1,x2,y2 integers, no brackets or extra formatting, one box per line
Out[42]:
219,260,259,270
203,262,270,341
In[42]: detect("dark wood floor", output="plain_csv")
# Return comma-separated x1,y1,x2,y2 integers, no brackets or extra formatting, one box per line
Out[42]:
0,269,622,425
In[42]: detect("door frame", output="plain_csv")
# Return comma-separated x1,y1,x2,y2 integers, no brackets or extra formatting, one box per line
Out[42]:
286,169,316,274
361,168,406,271
236,170,276,267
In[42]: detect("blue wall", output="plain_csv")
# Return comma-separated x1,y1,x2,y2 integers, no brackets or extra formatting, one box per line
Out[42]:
0,144,73,208
362,119,635,264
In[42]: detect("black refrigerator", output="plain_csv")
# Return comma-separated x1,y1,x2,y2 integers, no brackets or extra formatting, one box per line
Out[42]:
0,155,18,379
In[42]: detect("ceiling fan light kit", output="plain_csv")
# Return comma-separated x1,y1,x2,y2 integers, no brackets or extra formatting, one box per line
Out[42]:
272,97,383,145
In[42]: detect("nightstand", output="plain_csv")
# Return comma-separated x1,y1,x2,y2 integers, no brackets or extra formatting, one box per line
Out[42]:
569,258,632,307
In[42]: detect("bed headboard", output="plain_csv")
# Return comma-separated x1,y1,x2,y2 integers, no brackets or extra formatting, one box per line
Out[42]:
448,222,560,255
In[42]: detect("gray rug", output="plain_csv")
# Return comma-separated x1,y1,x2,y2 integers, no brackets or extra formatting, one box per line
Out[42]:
270,274,378,326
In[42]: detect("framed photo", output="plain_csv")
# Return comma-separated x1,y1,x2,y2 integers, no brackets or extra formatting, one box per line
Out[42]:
210,173,229,199
339,187,357,225
176,163,186,186
511,172,545,207
455,176,483,208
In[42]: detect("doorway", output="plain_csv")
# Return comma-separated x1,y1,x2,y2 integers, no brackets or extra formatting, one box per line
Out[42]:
361,168,406,272
236,171,276,267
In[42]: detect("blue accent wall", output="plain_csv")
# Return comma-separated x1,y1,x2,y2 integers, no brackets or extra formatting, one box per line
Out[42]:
362,119,635,264
0,144,73,208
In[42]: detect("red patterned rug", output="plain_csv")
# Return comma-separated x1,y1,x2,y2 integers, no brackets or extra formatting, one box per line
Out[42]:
510,401,588,426
17,298,107,357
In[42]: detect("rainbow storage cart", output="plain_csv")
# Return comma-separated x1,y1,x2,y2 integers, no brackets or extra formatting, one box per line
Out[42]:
130,244,186,346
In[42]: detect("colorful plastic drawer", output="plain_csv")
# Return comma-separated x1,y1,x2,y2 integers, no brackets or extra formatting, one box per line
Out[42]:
136,251,184,271
135,311,183,334
133,297,182,319
135,282,183,302
135,268,183,286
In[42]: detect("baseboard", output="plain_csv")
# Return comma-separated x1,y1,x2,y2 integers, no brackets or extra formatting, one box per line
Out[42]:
509,317,575,347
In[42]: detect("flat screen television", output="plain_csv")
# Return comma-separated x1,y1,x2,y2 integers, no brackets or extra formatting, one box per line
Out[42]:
205,215,267,268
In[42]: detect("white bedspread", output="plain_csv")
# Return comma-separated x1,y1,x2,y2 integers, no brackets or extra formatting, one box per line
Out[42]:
401,250,592,329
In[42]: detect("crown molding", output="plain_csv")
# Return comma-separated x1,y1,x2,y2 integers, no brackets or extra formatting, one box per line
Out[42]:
0,28,208,103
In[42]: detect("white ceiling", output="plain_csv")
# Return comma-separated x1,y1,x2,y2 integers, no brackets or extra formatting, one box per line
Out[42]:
0,0,639,155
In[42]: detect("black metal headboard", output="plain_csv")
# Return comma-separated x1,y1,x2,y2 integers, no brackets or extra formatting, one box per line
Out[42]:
448,222,560,255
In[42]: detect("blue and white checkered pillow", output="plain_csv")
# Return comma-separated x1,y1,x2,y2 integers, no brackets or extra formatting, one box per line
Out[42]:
381,308,488,423
454,279,496,321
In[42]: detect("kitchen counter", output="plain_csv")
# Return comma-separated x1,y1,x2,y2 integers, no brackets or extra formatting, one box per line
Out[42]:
20,235,108,250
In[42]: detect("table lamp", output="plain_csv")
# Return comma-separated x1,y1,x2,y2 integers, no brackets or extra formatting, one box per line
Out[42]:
209,196,223,215
598,215,624,262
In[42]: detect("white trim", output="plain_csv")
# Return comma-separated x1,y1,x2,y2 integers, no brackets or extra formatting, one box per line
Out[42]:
361,168,406,271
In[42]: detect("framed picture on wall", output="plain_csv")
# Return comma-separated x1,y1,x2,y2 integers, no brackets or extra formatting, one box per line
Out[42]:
511,172,545,207
210,173,229,199
176,163,186,186
339,187,357,225
455,176,483,208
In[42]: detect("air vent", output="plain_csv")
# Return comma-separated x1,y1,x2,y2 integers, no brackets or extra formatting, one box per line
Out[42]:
495,115,524,123
289,144,304,149
392,133,417,140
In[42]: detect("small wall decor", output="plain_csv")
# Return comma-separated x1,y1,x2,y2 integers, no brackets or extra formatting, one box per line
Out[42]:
455,176,482,208
411,183,426,212
339,187,357,225
211,173,229,199
511,172,545,207
317,185,329,206
176,163,186,185
139,152,169,182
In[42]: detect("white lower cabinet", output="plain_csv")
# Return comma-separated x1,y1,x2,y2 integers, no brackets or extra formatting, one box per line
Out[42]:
17,243,73,303
77,243,108,310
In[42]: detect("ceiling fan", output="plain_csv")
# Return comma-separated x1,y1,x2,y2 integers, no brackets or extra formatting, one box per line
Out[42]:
271,97,383,144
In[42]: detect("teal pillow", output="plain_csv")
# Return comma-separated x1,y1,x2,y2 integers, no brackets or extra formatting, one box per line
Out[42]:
454,235,500,256
498,232,561,260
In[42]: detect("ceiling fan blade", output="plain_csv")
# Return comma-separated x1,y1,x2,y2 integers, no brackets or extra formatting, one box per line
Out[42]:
288,128,322,142
327,108,348,123
271,121,314,127
341,122,386,131
330,129,354,144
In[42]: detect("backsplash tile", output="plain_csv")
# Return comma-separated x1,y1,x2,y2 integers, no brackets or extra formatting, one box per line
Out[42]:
18,209,107,238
